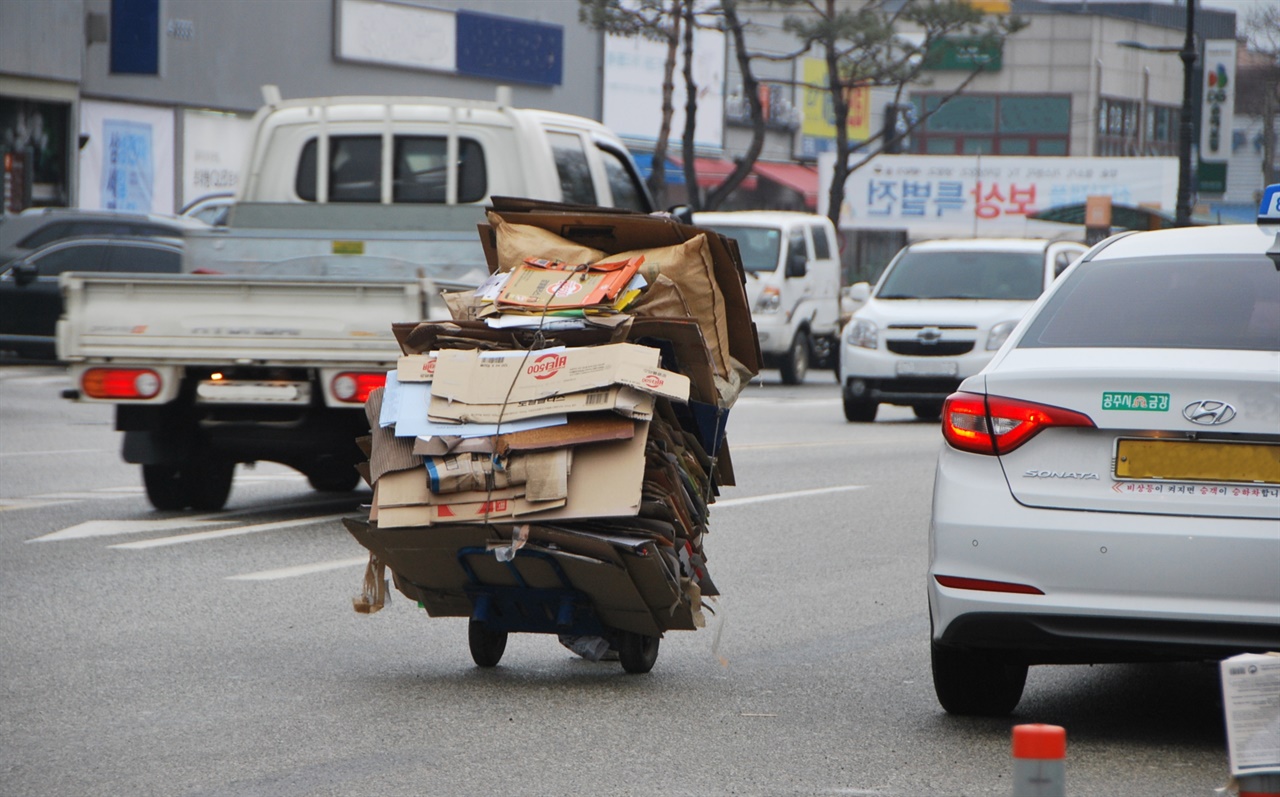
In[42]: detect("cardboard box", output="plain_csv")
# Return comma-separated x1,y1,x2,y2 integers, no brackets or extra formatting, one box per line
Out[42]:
1220,652,1280,776
430,342,690,406
428,384,655,424
481,201,761,378
496,255,644,311
396,354,437,382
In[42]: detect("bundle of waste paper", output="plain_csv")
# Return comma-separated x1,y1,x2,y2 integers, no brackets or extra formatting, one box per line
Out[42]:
342,198,760,671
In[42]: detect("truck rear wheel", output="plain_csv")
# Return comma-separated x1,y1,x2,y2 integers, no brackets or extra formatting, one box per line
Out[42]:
141,457,234,511
779,330,810,385
305,465,361,493
142,464,188,511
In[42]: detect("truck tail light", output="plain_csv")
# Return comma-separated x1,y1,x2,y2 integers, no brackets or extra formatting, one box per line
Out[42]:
331,372,385,403
81,368,162,399
941,392,1094,455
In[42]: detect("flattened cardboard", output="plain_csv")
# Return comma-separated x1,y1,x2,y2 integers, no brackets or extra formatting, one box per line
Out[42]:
481,206,760,376
428,385,655,424
377,495,564,528
496,256,644,311
494,413,635,455
364,387,422,483
396,354,438,382
374,467,525,507
430,343,689,406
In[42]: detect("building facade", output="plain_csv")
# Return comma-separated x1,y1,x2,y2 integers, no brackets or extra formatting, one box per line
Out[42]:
1,0,1269,232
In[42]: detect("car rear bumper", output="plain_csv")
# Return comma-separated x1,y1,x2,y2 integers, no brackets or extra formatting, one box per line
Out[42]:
928,448,1280,663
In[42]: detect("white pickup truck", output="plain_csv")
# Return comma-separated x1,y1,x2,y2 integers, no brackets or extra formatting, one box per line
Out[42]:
692,211,842,384
57,89,656,511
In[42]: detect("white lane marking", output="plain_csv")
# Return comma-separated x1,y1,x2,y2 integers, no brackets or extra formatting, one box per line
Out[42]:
712,485,865,508
0,448,110,458
30,518,227,542
109,513,350,550
227,556,368,581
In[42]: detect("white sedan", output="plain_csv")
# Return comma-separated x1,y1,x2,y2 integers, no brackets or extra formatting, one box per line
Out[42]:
927,194,1280,716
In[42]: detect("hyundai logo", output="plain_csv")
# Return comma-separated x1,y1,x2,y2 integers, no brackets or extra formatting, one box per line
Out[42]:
1182,400,1236,426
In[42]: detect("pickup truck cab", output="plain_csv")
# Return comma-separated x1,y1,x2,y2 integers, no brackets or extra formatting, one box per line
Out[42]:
839,237,1087,422
692,211,841,384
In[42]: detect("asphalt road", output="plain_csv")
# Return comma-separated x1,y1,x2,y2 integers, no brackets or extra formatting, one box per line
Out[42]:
0,364,1233,796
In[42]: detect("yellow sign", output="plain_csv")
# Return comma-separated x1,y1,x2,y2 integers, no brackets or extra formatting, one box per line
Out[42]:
802,58,870,141
332,240,365,255
966,0,1011,12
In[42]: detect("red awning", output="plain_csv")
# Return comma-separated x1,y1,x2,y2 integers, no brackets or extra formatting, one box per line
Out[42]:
670,157,758,191
751,161,820,209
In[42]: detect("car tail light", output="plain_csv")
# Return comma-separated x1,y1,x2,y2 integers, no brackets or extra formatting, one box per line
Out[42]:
941,392,1094,455
934,574,1044,595
330,372,385,403
81,367,162,399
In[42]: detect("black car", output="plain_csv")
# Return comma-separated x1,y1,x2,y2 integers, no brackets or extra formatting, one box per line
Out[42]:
0,236,184,361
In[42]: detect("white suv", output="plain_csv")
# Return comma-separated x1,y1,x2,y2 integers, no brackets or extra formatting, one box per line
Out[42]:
839,238,1086,422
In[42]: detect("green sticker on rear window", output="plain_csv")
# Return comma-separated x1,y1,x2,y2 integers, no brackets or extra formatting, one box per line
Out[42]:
1102,392,1169,411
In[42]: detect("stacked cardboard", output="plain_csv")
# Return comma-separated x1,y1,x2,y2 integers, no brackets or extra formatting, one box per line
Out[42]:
343,199,760,649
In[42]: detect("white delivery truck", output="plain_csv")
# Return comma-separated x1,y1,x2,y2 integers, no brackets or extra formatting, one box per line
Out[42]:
57,88,656,511
692,211,841,384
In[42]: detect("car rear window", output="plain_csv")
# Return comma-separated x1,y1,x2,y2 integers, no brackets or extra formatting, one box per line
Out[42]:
876,250,1044,300
1018,254,1280,351
295,135,487,203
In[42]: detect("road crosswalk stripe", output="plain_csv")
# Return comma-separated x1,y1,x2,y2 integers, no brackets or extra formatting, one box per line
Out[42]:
109,513,351,549
227,557,369,581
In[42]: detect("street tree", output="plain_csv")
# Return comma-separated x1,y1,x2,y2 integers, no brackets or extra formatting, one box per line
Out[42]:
774,0,1025,230
579,0,685,207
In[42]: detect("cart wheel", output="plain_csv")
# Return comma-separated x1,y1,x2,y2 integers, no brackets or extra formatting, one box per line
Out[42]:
617,631,660,674
468,621,507,668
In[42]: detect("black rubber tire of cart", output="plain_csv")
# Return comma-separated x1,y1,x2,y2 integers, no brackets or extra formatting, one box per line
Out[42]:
305,465,361,493
468,620,508,668
617,631,660,674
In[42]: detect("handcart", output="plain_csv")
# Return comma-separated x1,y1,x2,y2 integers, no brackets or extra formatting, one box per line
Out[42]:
457,546,661,674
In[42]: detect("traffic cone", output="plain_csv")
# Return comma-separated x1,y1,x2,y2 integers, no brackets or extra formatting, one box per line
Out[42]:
1012,723,1066,797
1238,772,1280,797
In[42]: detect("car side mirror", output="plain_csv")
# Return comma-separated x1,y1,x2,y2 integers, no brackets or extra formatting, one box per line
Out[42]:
785,248,807,278
847,282,871,302
12,262,37,287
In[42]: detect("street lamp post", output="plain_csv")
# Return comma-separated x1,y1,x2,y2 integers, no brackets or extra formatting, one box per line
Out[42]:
1117,0,1198,227
1176,0,1197,227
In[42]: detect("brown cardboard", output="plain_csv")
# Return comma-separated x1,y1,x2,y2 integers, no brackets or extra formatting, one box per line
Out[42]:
494,413,635,455
428,385,655,424
376,495,565,528
482,205,760,377
374,467,525,507
393,320,623,358
496,256,644,311
430,343,690,406
364,387,422,483
396,354,438,382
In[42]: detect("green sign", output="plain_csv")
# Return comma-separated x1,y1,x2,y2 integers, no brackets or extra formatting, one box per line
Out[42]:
1102,392,1170,412
1198,161,1228,194
923,38,1003,72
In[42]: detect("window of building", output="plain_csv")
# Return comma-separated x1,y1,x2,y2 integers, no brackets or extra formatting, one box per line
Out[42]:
1096,97,1180,156
910,93,1071,156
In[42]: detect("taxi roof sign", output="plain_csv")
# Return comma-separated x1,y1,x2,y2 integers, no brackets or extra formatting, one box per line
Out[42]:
1260,184,1280,224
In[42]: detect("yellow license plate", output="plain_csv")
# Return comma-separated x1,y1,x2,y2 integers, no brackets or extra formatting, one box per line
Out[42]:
1115,439,1280,485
